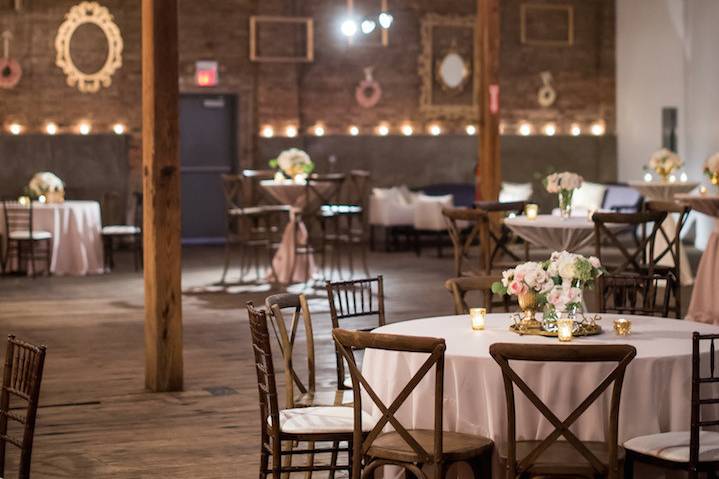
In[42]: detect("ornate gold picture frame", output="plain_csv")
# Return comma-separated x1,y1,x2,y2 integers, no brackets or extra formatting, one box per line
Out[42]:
249,16,314,63
418,14,477,119
55,1,123,93
520,3,575,47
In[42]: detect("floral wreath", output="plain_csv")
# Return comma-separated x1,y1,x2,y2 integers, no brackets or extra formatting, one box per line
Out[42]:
0,58,22,89
355,67,382,109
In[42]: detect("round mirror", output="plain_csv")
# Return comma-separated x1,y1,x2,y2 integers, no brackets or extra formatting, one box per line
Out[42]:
437,52,469,92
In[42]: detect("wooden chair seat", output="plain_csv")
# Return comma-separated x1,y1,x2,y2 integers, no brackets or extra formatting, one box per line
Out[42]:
501,440,626,476
269,406,375,435
624,431,719,463
368,430,493,463
294,389,354,408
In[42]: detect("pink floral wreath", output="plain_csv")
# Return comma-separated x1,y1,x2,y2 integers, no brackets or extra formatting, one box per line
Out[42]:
0,58,22,89
355,67,382,109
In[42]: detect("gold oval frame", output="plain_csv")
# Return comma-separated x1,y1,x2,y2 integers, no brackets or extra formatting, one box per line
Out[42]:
55,2,123,94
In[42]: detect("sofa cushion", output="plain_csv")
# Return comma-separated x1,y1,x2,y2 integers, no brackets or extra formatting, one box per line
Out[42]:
499,182,533,203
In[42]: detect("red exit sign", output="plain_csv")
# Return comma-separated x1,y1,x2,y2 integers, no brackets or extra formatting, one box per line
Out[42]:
195,61,219,87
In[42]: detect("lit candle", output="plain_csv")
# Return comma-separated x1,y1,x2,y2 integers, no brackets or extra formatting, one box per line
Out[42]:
470,308,486,331
349,125,359,136
274,171,284,183
669,174,677,183
613,318,632,336
38,195,47,204
557,318,574,342
700,185,708,195
525,203,539,220
680,172,688,183
18,196,30,206
643,172,653,183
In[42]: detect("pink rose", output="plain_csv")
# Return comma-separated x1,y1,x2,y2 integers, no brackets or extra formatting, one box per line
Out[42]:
508,280,528,296
589,256,601,269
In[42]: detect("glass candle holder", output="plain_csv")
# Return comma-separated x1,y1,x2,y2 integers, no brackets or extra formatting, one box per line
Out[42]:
37,195,47,204
17,196,30,206
557,317,574,342
613,318,632,336
525,203,539,220
470,308,486,331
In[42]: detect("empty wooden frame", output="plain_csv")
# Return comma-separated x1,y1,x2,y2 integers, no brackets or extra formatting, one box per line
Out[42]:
520,3,574,47
249,15,314,63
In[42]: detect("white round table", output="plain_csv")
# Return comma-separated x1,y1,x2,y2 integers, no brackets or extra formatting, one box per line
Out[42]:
0,200,104,276
629,181,699,286
676,194,719,325
362,314,719,478
504,214,615,252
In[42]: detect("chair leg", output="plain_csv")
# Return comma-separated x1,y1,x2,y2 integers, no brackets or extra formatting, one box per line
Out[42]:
45,239,52,276
281,440,293,479
622,452,634,479
259,445,269,479
468,451,492,479
304,440,316,479
220,240,232,283
133,235,141,272
328,440,339,479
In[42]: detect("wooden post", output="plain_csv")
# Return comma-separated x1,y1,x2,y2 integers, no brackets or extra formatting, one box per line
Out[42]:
475,0,501,201
142,0,183,392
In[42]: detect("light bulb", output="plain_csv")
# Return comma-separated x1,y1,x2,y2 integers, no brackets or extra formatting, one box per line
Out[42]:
543,123,557,136
314,125,325,137
590,122,605,136
379,12,394,29
113,123,126,135
261,126,274,138
378,125,389,136
285,125,298,138
401,124,413,136
79,123,91,135
429,124,441,136
518,123,532,136
341,19,358,37
46,123,58,135
9,123,22,135
361,19,376,34
465,125,477,135
349,125,359,136
570,124,582,136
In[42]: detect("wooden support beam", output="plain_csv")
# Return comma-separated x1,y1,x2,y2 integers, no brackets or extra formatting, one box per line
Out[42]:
475,0,501,201
142,0,183,392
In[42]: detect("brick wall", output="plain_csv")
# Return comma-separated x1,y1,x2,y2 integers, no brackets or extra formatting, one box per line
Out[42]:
0,0,615,183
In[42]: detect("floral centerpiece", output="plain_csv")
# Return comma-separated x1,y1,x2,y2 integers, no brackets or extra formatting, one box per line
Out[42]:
544,171,583,219
269,148,314,183
491,261,554,330
647,148,683,183
705,153,719,191
25,172,65,203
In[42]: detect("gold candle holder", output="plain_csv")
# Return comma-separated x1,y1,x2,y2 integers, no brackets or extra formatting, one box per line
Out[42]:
525,203,539,220
470,308,486,331
613,318,632,336
557,318,574,342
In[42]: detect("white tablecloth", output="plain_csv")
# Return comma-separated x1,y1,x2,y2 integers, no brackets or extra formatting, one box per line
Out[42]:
504,214,616,252
363,314,719,478
676,194,719,325
0,201,104,276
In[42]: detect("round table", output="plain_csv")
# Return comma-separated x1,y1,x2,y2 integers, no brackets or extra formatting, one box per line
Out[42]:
0,200,104,276
676,194,719,324
363,314,719,478
504,214,614,252
260,180,335,283
629,181,699,286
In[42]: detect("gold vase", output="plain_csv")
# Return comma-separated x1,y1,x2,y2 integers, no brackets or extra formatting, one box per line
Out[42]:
517,291,542,330
655,166,673,183
710,172,719,192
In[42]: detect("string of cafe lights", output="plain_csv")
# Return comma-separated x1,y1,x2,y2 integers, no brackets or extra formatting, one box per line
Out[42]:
2,121,129,136
259,120,608,138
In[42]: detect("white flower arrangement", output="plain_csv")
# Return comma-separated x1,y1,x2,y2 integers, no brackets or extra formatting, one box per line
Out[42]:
705,153,719,184
544,171,583,194
26,172,64,198
493,261,554,299
648,148,683,177
269,148,314,180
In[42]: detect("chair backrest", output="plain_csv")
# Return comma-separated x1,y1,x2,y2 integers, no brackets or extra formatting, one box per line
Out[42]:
246,303,281,443
242,169,276,207
592,210,667,275
2,200,34,239
441,207,490,276
475,201,529,271
489,343,636,478
690,332,719,469
0,335,47,479
644,200,691,277
598,274,672,317
332,329,446,471
265,293,315,408
475,200,527,215
221,174,247,211
326,276,385,389
444,275,509,314
300,174,346,217
601,183,643,213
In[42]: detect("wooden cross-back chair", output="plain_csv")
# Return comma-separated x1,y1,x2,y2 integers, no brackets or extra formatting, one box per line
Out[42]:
598,274,672,318
246,303,358,479
444,275,511,315
489,343,637,479
1,199,52,278
592,210,667,276
332,329,493,479
441,207,490,277
624,332,719,478
475,200,530,270
326,276,385,390
643,200,691,318
0,335,47,479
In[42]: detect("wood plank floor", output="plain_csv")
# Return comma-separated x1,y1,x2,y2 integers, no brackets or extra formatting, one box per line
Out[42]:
0,245,699,478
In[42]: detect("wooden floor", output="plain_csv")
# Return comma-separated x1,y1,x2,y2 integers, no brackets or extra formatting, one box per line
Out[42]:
0,244,700,478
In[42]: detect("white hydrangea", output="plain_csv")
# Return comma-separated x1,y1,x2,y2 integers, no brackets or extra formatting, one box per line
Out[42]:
276,148,312,178
545,171,583,193
705,153,719,174
649,148,683,172
27,172,64,197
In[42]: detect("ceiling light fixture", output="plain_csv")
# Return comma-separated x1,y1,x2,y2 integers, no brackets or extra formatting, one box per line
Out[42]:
341,18,358,37
378,12,394,29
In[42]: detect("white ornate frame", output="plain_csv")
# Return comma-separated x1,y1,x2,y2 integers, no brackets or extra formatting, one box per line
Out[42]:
418,14,477,119
55,2,124,93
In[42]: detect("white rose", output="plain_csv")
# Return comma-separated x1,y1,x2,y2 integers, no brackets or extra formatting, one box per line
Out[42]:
706,153,719,174
558,259,576,280
589,256,601,269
